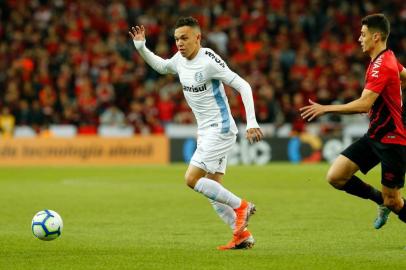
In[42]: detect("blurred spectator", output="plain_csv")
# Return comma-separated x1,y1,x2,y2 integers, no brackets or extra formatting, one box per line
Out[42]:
207,25,228,55
127,100,148,134
95,70,115,110
15,100,31,125
38,84,57,123
174,99,195,124
257,84,284,125
99,105,126,127
0,106,15,137
157,92,175,125
31,100,44,132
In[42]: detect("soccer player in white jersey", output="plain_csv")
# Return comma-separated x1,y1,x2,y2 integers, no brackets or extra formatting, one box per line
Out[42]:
129,17,264,250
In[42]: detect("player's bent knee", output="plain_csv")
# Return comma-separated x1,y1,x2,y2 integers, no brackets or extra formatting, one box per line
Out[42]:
326,171,346,189
184,173,198,189
186,180,195,189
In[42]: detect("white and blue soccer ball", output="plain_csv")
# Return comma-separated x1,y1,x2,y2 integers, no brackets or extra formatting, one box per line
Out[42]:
31,210,63,241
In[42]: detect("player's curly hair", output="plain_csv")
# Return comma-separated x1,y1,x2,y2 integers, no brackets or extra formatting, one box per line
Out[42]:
175,17,200,30
361,13,390,41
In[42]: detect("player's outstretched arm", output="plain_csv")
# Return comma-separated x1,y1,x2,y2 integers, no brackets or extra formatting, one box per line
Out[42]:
300,89,379,121
128,25,176,75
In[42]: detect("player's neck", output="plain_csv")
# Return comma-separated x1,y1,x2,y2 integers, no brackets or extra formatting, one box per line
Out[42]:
369,43,387,60
186,46,201,60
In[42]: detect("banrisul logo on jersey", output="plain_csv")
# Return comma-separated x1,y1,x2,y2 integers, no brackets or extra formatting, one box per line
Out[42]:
194,71,204,83
183,84,207,93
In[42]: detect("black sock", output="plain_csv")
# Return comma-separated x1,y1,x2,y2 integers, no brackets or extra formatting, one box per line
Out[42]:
397,200,406,223
341,175,383,205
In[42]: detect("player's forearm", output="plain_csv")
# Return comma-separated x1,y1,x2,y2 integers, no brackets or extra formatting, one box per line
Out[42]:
133,40,169,74
325,99,370,114
230,75,259,129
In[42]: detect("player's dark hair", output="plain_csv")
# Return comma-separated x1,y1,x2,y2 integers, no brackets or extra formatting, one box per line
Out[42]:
175,17,200,30
361,13,390,41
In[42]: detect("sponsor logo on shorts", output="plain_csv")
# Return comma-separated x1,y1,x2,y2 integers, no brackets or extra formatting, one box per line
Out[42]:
384,172,395,181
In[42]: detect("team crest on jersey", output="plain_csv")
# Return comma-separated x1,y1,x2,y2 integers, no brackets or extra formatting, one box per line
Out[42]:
194,71,204,83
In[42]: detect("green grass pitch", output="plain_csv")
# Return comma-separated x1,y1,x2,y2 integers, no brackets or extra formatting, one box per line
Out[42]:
0,163,405,270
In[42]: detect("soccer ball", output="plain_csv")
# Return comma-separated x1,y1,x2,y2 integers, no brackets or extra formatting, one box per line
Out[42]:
31,210,63,241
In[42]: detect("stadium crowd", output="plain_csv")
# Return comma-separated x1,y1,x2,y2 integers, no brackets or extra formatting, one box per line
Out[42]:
0,0,405,136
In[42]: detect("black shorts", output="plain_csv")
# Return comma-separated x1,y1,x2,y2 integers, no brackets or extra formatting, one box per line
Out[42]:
341,134,406,188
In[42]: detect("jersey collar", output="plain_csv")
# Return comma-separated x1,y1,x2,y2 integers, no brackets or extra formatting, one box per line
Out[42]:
371,48,388,63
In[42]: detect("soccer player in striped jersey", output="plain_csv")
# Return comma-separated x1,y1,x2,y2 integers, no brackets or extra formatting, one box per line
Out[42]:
300,14,406,230
129,17,263,250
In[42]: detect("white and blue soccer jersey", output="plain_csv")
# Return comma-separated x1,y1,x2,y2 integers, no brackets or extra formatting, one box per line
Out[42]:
164,48,238,135
135,41,259,173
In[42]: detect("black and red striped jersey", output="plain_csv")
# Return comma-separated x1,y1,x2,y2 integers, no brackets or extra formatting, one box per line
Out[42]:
365,49,406,145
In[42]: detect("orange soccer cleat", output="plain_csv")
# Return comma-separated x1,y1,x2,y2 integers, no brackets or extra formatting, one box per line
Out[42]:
233,200,256,235
217,229,255,250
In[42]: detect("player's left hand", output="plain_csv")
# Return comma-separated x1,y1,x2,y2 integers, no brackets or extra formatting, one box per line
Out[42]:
299,99,326,121
129,25,146,41
246,128,264,144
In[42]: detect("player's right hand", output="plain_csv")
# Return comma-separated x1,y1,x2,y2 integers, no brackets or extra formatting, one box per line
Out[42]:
299,99,326,121
129,25,146,41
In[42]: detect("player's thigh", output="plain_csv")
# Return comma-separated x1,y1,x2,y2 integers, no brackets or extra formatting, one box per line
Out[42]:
327,155,360,184
332,135,380,179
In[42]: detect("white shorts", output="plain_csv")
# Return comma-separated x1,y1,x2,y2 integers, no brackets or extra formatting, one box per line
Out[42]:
190,130,237,174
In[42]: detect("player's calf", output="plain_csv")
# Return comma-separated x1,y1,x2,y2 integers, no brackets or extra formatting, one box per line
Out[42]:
332,175,383,205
